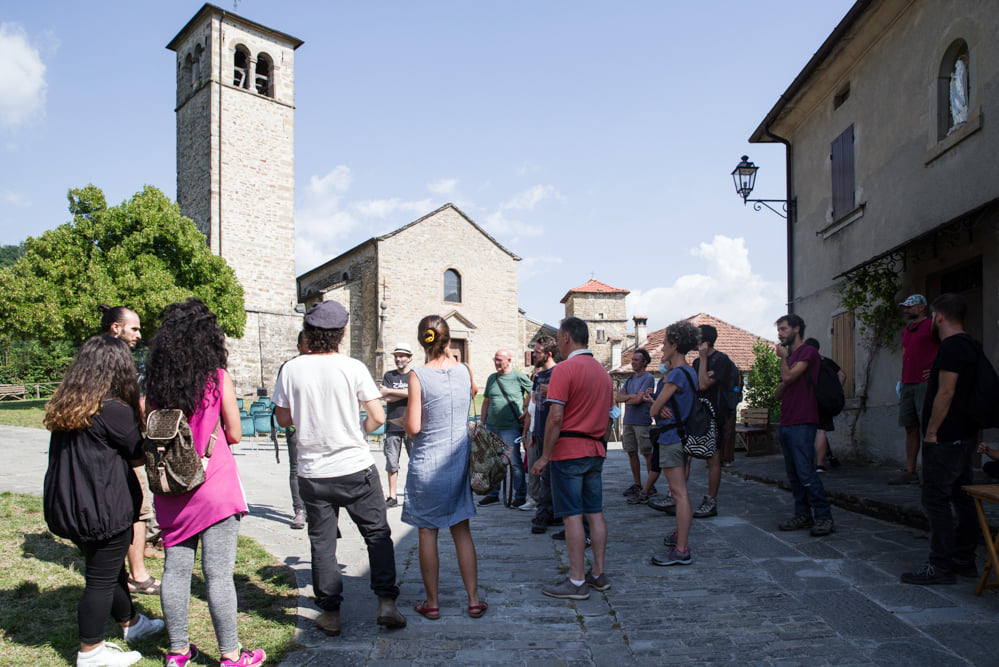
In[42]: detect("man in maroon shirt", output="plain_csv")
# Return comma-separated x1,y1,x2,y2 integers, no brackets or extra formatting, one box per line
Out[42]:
773,314,834,537
891,295,938,485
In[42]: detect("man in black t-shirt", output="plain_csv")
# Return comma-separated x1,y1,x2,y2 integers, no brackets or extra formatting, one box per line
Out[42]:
901,293,979,585
380,343,413,507
690,325,738,519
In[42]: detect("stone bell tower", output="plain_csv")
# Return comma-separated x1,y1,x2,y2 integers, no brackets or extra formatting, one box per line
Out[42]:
168,4,303,392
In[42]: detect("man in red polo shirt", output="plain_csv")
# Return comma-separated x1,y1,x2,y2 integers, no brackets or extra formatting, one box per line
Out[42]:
891,294,938,485
531,317,613,600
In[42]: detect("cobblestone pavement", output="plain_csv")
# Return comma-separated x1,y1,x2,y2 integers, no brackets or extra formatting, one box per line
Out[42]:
3,425,997,665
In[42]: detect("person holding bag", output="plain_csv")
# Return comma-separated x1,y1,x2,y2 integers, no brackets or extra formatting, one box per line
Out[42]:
403,315,487,619
477,348,532,506
144,298,264,667
43,335,165,667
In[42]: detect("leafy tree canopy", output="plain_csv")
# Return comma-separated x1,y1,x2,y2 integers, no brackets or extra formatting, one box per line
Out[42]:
0,185,246,344
744,338,781,422
0,244,26,269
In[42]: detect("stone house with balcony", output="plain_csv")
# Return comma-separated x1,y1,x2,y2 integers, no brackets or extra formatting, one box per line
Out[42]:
747,0,999,462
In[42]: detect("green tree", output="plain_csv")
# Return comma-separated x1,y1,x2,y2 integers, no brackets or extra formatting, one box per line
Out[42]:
0,184,246,344
744,338,781,422
0,244,26,269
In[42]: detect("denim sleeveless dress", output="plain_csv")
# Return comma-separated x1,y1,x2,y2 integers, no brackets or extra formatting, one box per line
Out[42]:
401,364,476,529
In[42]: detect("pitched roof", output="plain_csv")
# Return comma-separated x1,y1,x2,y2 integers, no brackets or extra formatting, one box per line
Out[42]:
612,313,776,375
560,279,630,304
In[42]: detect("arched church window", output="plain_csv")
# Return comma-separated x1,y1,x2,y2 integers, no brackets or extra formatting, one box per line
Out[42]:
256,53,273,97
193,45,204,88
233,46,250,89
444,269,461,303
183,53,193,88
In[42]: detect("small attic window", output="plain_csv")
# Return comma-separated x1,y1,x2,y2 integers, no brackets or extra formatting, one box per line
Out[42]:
833,84,850,109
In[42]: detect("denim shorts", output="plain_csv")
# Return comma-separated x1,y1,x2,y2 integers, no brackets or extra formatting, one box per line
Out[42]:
550,456,604,518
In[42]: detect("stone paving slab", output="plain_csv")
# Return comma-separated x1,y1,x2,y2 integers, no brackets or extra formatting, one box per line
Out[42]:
3,425,998,664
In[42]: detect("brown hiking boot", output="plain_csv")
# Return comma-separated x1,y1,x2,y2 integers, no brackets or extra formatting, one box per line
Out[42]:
376,596,407,629
316,609,340,636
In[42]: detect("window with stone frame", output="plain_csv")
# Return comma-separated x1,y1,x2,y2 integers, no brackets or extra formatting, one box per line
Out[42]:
444,269,461,303
256,52,273,97
233,45,251,89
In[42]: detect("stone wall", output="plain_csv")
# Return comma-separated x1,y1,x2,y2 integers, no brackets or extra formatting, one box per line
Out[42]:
563,293,628,367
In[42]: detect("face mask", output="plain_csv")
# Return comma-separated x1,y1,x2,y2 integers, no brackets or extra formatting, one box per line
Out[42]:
658,363,668,374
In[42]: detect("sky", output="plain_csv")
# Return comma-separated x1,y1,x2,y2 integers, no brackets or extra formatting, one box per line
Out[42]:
0,0,856,339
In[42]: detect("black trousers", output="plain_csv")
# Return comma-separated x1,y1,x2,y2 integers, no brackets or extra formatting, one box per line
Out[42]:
922,439,978,572
298,465,399,610
74,528,135,644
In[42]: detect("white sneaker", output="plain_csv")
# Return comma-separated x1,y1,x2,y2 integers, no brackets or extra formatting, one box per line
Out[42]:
518,498,538,511
77,641,141,667
121,613,164,643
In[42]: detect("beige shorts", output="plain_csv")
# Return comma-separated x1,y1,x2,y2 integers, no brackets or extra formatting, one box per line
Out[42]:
657,441,687,470
133,466,154,522
621,424,653,455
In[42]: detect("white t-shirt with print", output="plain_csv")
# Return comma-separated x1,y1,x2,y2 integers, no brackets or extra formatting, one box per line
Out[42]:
273,353,381,478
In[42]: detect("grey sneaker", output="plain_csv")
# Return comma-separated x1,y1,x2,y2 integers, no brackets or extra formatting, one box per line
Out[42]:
651,547,692,566
121,613,164,643
693,496,717,518
778,514,814,531
648,493,676,512
585,570,611,591
810,518,835,537
663,530,677,547
542,577,590,600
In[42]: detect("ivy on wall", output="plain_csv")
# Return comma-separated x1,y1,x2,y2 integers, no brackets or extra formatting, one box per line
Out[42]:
837,259,904,350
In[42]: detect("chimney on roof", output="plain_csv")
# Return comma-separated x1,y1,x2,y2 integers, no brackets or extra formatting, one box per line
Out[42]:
634,316,648,348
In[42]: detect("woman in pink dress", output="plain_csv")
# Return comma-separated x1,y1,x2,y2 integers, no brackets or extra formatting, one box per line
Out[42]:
144,298,264,667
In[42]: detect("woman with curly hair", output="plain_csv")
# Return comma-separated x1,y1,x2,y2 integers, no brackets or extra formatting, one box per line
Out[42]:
647,320,701,567
144,298,264,667
403,315,486,619
43,335,164,667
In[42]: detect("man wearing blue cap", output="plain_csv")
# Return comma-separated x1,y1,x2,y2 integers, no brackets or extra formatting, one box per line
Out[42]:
891,294,938,485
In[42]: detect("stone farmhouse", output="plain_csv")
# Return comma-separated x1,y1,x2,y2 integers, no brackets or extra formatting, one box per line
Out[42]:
747,0,999,462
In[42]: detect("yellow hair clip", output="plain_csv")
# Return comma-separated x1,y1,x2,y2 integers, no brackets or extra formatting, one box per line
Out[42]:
424,329,436,343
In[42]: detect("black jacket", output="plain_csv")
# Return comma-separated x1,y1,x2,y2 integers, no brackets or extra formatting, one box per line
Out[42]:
43,400,143,543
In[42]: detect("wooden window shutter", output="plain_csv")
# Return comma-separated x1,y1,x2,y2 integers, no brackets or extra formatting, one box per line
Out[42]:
831,125,855,220
831,312,855,398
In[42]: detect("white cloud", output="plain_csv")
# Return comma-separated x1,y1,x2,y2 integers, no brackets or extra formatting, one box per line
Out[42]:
501,184,558,211
519,254,564,280
0,24,48,129
355,197,434,219
482,210,544,242
428,178,457,195
626,235,785,338
1,190,29,207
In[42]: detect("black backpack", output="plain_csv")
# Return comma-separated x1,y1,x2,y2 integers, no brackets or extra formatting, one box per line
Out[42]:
806,357,846,418
967,340,999,430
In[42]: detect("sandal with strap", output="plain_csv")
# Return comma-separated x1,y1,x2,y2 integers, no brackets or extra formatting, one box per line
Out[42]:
413,601,440,620
468,601,488,618
127,576,161,595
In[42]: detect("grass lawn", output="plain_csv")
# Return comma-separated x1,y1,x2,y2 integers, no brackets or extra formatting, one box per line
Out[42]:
0,399,47,430
0,492,299,665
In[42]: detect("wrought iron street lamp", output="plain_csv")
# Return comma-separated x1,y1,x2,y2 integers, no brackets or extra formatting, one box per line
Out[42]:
731,155,791,219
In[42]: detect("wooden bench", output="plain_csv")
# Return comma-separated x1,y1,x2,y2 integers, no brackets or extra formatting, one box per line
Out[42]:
0,384,26,401
962,484,999,596
736,407,773,456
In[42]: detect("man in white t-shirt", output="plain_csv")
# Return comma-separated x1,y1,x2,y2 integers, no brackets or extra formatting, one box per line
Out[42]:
273,301,406,636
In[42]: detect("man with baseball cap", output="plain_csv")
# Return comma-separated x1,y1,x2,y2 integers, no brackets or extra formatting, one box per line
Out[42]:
380,343,414,507
273,300,406,635
891,294,938,485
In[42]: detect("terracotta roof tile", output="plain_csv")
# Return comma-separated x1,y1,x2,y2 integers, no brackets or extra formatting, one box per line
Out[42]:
560,279,630,303
613,313,776,375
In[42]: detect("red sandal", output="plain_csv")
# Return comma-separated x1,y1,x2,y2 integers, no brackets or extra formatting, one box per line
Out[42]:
468,601,488,618
413,601,440,620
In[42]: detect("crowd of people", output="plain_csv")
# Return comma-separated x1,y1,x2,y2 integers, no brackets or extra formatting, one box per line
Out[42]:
40,291,995,666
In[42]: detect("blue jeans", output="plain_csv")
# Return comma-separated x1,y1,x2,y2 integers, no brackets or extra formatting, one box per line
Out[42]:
779,424,832,520
484,427,527,500
550,456,604,518
922,439,978,572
